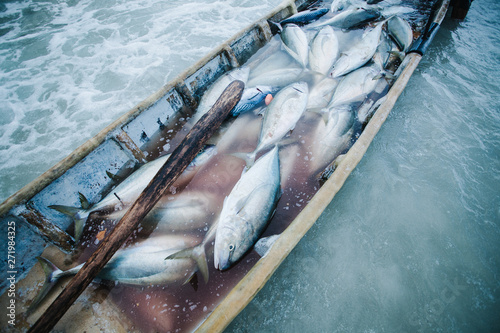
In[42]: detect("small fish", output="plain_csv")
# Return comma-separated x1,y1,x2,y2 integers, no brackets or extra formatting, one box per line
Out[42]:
309,26,340,75
372,29,396,71
312,8,381,30
50,146,217,241
280,24,309,67
231,86,279,117
214,147,281,270
191,67,250,123
279,8,329,26
329,19,386,78
30,235,205,311
242,82,309,166
309,104,355,173
386,16,413,52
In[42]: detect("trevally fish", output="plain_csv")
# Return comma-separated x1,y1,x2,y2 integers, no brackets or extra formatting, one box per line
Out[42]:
280,24,309,67
328,65,385,107
106,190,218,233
190,67,250,123
50,145,217,241
372,29,397,71
309,105,355,173
308,26,340,75
307,75,339,110
243,82,308,166
166,147,281,272
214,146,281,270
387,16,413,52
231,85,279,117
30,235,205,311
247,67,303,88
279,8,329,26
329,19,386,78
311,8,380,30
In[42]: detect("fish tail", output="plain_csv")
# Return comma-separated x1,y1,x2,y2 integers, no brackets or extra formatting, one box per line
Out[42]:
48,204,86,242
230,151,257,169
166,244,209,284
27,257,64,314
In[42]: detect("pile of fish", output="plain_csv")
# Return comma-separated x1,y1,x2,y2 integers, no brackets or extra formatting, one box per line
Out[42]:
32,0,416,311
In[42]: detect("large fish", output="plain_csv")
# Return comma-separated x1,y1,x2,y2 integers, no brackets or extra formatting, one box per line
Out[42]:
328,65,385,107
279,8,329,26
312,8,380,30
50,145,217,241
247,67,303,88
214,146,281,270
309,104,355,173
30,235,206,311
280,24,309,68
190,67,250,123
166,147,281,272
329,19,386,78
106,190,218,233
244,82,308,166
308,26,340,75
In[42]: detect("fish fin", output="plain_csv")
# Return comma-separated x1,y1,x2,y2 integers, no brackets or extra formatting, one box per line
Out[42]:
254,234,280,257
166,244,209,284
27,257,63,314
48,204,86,242
230,151,256,169
78,192,90,210
105,170,122,183
268,20,283,34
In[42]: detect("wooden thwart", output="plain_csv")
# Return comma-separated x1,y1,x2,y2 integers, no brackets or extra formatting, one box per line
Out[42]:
28,80,245,333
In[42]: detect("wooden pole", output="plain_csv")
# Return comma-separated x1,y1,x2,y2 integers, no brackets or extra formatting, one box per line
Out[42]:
29,80,245,333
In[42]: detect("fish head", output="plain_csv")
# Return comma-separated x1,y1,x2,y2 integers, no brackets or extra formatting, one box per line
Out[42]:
213,225,237,271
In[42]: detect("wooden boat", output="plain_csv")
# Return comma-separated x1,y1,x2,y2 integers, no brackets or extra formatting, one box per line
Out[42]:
0,0,456,331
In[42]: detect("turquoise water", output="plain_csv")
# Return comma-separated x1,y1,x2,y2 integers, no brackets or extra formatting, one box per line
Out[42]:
0,0,499,332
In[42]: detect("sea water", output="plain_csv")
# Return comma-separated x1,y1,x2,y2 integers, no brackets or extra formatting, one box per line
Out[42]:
0,0,499,332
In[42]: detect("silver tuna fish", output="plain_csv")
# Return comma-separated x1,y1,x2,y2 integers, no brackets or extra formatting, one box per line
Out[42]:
328,65,385,107
309,104,355,173
307,75,339,110
214,146,281,270
312,8,381,30
329,20,386,78
280,24,309,67
106,190,218,233
244,81,308,166
50,145,217,241
309,26,340,75
30,235,205,311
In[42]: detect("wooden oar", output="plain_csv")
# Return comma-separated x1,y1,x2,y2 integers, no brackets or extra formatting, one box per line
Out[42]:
29,79,245,333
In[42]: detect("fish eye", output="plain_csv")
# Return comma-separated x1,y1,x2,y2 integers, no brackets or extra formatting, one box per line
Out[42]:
229,244,235,252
